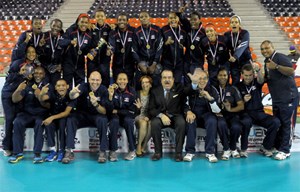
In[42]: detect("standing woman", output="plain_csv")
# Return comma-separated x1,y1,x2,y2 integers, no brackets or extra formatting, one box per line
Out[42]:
224,15,252,86
134,76,153,156
59,13,97,87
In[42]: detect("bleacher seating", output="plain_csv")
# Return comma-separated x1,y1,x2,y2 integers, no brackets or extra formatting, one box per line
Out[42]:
0,0,64,20
260,0,300,17
88,0,234,18
260,0,300,51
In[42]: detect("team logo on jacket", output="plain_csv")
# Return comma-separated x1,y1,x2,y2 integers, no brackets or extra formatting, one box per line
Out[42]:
84,39,88,44
124,97,129,102
128,38,132,42
151,35,155,39
226,92,231,96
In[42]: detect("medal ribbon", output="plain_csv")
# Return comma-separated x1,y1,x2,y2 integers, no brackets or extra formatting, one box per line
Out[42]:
117,29,128,48
219,86,225,102
33,34,40,47
231,31,240,51
49,32,59,57
190,25,202,44
208,37,219,62
141,26,151,46
170,25,182,45
77,31,86,51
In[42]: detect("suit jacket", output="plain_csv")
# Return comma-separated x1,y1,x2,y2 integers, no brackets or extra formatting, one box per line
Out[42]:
148,83,190,119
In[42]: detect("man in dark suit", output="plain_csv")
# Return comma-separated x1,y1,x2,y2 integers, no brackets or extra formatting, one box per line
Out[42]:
148,69,192,162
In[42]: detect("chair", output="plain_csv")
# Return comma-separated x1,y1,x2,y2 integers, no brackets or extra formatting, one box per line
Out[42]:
283,27,294,32
278,21,289,27
274,16,285,22
294,39,300,45
288,33,299,39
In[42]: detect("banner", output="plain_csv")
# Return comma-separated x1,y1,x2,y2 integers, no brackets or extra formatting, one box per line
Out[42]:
1,125,300,153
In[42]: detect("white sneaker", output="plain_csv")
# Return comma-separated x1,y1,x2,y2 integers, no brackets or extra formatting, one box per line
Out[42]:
206,154,218,163
221,150,231,160
240,150,248,158
274,151,291,160
183,153,195,162
231,150,240,158
124,151,136,161
260,146,273,157
3,150,12,157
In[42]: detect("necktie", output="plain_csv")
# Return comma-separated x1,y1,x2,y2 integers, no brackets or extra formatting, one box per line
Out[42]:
165,90,170,104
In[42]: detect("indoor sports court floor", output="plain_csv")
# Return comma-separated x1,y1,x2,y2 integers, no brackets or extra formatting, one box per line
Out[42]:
1,151,300,192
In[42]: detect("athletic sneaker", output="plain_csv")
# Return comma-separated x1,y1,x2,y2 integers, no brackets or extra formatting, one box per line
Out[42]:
3,150,12,157
183,153,195,162
274,151,291,160
8,153,24,163
206,154,218,163
33,154,44,164
124,151,136,161
240,150,248,158
62,150,75,164
109,151,118,162
221,150,231,160
57,151,64,162
45,150,57,162
231,150,240,158
260,146,273,157
98,151,107,163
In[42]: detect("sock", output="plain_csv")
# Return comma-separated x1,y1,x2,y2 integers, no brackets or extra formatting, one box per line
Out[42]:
50,146,56,152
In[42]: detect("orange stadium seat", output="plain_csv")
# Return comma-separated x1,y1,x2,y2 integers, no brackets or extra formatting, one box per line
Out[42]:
294,27,300,33
283,27,294,33
19,20,30,25
106,18,117,24
6,42,15,48
0,49,12,55
288,21,298,27
10,20,21,25
0,57,11,63
0,30,10,36
294,39,300,45
150,18,159,23
0,42,4,48
159,18,168,23
284,17,295,22
220,17,230,22
278,22,289,27
274,17,285,22
288,33,299,39
3,20,13,25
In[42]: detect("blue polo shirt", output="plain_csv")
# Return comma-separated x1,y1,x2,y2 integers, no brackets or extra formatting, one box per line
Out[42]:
48,90,76,115
264,51,298,104
76,83,112,114
237,79,264,111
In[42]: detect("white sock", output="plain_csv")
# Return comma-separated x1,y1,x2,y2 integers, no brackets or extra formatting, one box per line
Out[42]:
50,147,56,151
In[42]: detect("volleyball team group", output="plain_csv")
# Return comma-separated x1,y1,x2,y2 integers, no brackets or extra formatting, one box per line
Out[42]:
1,6,298,164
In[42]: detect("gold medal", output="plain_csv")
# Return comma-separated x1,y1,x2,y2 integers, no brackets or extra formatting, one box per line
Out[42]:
121,48,125,53
89,92,94,97
78,50,82,55
112,84,118,89
32,84,37,90
146,44,151,49
190,45,195,50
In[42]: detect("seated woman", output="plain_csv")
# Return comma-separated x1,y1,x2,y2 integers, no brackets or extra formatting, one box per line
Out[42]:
135,76,153,157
